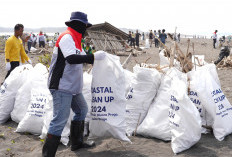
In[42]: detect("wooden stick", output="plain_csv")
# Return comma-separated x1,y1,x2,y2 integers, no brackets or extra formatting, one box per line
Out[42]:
104,38,107,51
195,57,201,66
202,125,213,131
154,35,172,56
170,41,176,68
145,57,151,63
187,39,190,55
192,43,196,70
87,66,93,74
122,52,132,68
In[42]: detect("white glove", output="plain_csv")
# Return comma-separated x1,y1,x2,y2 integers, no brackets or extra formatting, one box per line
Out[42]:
6,62,11,71
94,51,106,60
28,59,32,64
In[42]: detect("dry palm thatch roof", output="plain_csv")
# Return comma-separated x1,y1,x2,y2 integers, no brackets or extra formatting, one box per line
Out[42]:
86,22,128,53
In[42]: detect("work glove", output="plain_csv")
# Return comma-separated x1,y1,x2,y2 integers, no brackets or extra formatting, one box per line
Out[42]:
28,59,32,64
94,51,106,60
6,62,11,71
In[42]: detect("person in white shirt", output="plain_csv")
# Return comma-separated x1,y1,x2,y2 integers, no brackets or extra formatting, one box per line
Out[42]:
213,30,218,49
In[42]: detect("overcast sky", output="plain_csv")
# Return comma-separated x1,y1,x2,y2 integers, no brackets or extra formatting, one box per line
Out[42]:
1,0,231,36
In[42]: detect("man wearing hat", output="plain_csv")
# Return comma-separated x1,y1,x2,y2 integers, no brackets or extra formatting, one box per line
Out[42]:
42,11,106,157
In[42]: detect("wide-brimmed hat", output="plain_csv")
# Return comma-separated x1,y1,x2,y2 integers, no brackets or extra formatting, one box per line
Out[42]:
65,11,92,27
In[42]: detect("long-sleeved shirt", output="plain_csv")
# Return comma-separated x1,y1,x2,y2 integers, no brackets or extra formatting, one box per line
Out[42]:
48,27,94,94
5,35,29,63
213,32,217,39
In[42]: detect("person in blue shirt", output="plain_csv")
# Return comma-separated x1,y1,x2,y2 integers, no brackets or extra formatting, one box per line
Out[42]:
159,29,167,44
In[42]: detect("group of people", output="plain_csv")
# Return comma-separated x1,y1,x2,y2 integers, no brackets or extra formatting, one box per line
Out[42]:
3,11,106,157
24,31,47,53
128,29,169,49
127,28,169,49
148,29,168,48
127,30,142,48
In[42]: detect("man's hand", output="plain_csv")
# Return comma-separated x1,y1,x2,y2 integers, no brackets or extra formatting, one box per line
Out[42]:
6,62,11,71
94,51,106,60
28,59,32,64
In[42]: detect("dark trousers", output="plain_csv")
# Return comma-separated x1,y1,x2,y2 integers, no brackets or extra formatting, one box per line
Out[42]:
213,39,216,48
131,38,135,48
127,38,131,44
136,40,139,47
155,39,159,47
32,41,36,47
28,41,32,53
39,41,45,48
5,61,20,79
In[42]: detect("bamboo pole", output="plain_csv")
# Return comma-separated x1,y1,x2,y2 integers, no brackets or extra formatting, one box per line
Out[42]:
170,41,176,68
192,43,197,70
122,52,132,68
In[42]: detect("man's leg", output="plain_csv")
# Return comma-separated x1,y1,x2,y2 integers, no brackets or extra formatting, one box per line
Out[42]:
28,42,32,53
72,93,88,121
42,90,73,157
5,61,20,79
70,93,95,151
213,39,216,48
42,41,45,48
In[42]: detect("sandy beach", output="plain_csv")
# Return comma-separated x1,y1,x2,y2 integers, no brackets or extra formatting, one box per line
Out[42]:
1,37,232,157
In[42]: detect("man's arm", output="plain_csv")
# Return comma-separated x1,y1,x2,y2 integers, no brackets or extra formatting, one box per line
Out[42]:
20,42,29,63
66,54,94,64
5,39,12,62
59,34,94,64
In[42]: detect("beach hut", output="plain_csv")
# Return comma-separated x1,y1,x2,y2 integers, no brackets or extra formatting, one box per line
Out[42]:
86,22,128,53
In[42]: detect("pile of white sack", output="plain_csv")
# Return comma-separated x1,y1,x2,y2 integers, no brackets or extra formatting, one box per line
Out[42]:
0,51,232,154
134,51,232,154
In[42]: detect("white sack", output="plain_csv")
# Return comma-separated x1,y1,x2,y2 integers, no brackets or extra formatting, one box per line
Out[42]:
188,89,213,134
169,68,201,154
16,88,52,135
159,50,169,66
0,64,33,124
11,63,49,123
83,72,93,122
123,69,135,96
145,39,149,48
187,64,221,134
136,68,174,141
30,47,37,53
16,64,51,134
11,80,32,123
126,65,161,136
192,55,206,66
89,52,130,142
189,65,232,141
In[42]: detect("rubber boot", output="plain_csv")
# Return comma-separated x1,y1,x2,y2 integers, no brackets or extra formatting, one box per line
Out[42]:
42,134,61,157
70,120,95,151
